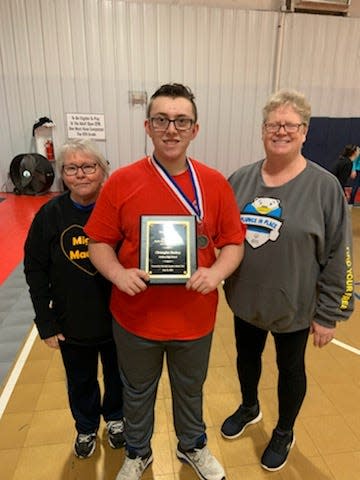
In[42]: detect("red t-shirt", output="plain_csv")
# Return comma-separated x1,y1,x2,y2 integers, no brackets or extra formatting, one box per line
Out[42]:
84,157,245,340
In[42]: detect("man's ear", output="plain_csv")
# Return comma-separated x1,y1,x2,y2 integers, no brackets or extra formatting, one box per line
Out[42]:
144,119,151,136
191,123,200,140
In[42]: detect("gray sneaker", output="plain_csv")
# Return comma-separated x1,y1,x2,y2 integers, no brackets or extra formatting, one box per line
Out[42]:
115,452,153,480
74,432,96,459
176,445,225,480
107,419,125,448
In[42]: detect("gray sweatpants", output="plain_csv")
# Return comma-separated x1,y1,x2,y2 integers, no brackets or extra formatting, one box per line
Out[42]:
112,320,213,456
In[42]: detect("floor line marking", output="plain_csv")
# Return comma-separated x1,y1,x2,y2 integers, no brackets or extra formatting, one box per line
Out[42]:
0,326,37,419
331,338,360,356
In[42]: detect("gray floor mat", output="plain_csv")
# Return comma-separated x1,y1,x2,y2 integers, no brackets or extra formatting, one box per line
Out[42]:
0,263,34,388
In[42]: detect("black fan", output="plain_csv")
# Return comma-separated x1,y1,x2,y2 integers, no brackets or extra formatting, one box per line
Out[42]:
9,153,55,195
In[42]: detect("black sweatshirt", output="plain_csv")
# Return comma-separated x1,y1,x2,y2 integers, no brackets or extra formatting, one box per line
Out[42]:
331,155,352,188
24,192,112,344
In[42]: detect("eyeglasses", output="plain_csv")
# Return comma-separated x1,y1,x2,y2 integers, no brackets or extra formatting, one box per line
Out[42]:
263,122,305,133
149,116,194,132
63,163,98,176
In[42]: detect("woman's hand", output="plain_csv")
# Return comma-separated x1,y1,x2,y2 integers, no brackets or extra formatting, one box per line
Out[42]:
44,333,65,349
310,322,335,348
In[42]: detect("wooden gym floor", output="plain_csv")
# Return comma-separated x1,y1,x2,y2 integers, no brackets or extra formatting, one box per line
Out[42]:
0,192,360,480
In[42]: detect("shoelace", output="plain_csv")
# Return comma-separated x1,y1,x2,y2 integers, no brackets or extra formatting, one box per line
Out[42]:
187,446,210,467
122,456,147,475
107,420,124,434
78,433,95,444
269,433,292,454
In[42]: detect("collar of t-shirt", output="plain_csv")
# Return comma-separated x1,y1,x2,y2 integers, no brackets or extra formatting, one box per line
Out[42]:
71,199,95,212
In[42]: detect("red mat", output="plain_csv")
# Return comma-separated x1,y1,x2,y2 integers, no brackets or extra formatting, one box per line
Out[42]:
0,192,58,285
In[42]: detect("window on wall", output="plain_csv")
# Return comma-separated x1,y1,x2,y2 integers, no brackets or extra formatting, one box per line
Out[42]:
293,0,350,16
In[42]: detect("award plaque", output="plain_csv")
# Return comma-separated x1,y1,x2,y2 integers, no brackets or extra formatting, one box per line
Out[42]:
140,215,197,284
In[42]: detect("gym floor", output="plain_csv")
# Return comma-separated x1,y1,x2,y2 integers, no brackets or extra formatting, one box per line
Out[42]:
0,192,360,480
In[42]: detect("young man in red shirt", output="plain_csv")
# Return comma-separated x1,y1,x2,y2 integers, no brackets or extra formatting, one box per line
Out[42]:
85,83,245,480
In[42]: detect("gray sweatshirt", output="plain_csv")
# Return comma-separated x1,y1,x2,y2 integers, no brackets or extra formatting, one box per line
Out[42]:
224,159,354,332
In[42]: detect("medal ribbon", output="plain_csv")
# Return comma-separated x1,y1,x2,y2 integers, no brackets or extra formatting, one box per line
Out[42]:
150,155,204,223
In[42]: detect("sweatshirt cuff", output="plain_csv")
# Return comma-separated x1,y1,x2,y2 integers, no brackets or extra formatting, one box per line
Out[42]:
34,311,62,340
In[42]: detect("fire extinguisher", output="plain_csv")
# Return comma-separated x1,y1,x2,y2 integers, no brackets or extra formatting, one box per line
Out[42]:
33,116,56,161
45,139,55,161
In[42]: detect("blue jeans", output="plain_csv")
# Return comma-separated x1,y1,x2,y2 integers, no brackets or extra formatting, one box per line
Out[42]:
60,339,124,434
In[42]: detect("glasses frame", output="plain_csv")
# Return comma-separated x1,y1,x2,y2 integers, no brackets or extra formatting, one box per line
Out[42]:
149,116,195,132
263,122,306,134
62,163,98,176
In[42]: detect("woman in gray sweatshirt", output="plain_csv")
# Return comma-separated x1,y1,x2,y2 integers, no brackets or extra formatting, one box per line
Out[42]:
221,89,353,472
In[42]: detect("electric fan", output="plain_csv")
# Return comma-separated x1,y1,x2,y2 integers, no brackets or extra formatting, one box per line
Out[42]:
9,153,55,195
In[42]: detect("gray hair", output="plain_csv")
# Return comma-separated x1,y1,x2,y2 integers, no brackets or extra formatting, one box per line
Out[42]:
56,138,110,176
262,89,311,126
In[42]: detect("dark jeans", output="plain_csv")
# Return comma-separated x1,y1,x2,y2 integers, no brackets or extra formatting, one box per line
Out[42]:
234,316,309,432
60,339,124,434
349,171,360,204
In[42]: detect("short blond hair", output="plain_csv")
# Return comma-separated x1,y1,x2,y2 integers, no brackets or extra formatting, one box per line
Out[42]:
262,89,311,126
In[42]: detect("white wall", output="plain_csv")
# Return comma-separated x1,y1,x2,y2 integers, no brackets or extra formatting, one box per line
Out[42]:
0,0,359,190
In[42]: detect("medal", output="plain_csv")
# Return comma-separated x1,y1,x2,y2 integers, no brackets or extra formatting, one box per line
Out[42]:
197,221,209,249
197,234,209,249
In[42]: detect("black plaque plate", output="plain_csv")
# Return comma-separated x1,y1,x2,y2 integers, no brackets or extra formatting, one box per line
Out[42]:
140,215,197,284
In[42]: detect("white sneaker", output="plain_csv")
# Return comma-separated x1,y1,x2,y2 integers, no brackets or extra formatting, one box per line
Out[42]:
115,453,153,480
176,445,225,480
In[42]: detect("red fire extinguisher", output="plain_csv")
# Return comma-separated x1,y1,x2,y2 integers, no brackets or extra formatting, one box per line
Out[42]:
45,139,55,161
33,116,56,161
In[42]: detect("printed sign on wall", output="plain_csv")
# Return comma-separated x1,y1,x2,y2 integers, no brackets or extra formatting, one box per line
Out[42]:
66,113,106,140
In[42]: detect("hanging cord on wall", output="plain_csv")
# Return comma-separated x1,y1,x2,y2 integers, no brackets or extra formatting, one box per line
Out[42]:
273,11,286,92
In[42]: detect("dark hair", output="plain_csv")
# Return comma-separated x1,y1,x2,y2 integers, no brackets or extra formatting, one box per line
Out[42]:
341,144,358,158
147,83,198,122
